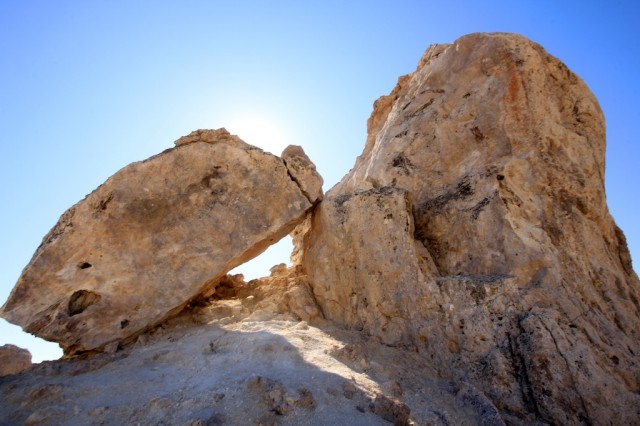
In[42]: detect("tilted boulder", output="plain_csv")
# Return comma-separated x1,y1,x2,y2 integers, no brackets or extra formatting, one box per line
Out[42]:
298,33,640,424
1,129,322,355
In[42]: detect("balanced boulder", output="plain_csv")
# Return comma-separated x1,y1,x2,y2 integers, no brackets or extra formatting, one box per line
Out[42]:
1,129,322,354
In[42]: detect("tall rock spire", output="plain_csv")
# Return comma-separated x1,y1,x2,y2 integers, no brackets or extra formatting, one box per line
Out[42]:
298,33,640,424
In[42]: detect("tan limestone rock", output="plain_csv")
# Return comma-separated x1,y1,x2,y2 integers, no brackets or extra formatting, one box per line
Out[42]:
298,33,640,424
301,187,437,346
1,129,322,355
174,128,247,148
281,145,324,204
0,344,32,376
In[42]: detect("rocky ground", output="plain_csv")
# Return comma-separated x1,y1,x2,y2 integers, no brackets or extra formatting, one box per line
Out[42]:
0,269,499,426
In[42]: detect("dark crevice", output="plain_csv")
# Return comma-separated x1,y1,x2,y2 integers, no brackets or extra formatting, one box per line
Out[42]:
414,175,474,218
509,319,542,418
95,193,114,212
282,158,317,205
411,98,435,116
391,153,414,175
470,196,492,220
470,126,485,142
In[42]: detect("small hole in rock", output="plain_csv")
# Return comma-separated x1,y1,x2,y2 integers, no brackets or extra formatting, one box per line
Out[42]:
611,355,620,365
120,319,130,329
68,290,101,317
78,262,92,269
496,174,505,181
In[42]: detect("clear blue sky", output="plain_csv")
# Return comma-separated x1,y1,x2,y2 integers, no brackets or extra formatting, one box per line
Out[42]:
1,1,638,362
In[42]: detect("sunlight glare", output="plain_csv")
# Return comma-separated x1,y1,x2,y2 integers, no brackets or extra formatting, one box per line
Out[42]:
225,115,290,156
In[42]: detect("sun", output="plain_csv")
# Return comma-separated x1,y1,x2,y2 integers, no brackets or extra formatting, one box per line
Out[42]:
225,115,290,156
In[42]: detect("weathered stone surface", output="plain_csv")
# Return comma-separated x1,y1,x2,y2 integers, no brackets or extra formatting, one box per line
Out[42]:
0,344,32,376
302,187,437,346
1,129,322,354
174,127,243,147
298,33,640,424
281,145,324,204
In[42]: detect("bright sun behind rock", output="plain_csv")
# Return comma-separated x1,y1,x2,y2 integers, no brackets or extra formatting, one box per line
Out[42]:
225,115,290,156
224,114,295,280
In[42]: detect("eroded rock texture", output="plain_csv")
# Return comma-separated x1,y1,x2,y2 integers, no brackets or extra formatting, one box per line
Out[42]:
0,344,32,376
301,187,437,346
1,129,322,355
298,33,640,424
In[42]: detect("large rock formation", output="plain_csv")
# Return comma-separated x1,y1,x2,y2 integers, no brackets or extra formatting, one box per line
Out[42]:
1,32,638,426
298,33,640,424
0,129,322,355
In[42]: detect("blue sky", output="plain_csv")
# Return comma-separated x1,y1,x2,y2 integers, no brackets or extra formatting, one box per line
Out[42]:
1,1,638,362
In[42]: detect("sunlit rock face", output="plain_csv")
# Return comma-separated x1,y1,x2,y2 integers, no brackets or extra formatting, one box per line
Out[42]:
302,186,438,347
299,33,640,424
1,129,322,355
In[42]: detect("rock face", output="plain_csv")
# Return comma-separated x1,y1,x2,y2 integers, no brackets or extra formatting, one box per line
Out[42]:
301,187,436,346
0,344,32,376
0,129,322,355
298,33,640,424
281,145,324,204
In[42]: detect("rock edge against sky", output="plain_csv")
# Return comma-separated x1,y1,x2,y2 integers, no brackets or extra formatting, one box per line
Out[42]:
1,33,638,425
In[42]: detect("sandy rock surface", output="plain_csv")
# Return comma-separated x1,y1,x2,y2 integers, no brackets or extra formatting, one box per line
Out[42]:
1,129,321,355
0,344,32,376
299,33,640,424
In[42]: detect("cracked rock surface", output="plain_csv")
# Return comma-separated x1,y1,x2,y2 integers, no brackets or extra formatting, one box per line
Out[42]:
297,33,640,424
1,129,322,355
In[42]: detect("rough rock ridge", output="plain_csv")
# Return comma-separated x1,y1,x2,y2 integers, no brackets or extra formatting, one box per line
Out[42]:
297,33,640,424
0,129,322,355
